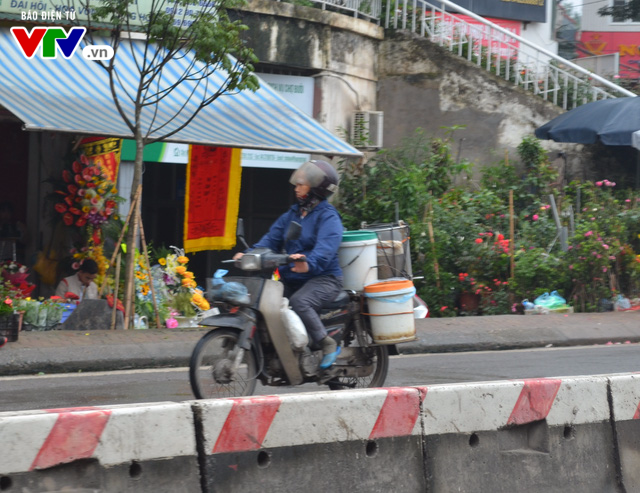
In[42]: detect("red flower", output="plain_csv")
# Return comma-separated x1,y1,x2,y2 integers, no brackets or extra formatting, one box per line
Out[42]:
440,306,448,311
67,184,78,195
55,203,67,214
86,182,96,188
63,212,74,226
74,174,83,184
64,196,74,206
107,294,125,313
63,169,72,183
72,161,82,173
475,238,483,244
68,207,81,215
75,217,87,227
80,154,89,166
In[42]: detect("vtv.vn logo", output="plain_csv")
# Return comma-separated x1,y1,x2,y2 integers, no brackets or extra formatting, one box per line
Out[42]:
10,26,114,60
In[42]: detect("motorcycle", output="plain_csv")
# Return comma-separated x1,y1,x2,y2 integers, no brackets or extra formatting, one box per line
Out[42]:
189,221,391,399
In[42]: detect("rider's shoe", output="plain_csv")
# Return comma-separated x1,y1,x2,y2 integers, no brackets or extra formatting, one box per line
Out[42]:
320,346,341,369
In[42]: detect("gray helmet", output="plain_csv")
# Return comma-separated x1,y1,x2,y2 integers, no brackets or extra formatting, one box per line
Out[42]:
289,160,339,199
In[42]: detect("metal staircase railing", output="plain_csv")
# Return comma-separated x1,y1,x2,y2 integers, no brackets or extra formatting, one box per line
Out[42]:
385,0,636,108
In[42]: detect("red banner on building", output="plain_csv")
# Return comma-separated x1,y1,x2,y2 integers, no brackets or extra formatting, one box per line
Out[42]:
184,146,242,252
579,31,640,80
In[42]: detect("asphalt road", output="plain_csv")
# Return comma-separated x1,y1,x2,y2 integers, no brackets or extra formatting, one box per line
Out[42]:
2,343,639,412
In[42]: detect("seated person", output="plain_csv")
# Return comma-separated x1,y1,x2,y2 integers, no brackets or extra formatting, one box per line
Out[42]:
55,259,99,301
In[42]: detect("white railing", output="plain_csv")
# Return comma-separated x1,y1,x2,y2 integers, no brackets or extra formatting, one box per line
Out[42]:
385,0,636,108
285,0,382,23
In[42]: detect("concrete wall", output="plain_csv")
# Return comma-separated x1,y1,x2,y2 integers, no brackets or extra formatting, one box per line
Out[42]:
378,31,569,170
231,0,383,140
3,373,640,492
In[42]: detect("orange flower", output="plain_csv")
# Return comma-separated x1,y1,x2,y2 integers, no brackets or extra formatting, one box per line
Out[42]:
175,266,187,275
181,278,196,288
182,271,195,279
177,256,189,264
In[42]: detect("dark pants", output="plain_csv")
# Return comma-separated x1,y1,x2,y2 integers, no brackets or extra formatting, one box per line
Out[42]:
285,276,343,344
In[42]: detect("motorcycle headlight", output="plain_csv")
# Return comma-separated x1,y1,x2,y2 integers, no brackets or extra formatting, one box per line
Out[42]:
240,253,262,270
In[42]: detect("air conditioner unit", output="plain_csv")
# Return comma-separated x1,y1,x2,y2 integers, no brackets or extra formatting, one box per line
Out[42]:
350,111,384,149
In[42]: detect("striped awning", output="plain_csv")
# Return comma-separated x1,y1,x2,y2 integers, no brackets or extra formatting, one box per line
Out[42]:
0,29,361,157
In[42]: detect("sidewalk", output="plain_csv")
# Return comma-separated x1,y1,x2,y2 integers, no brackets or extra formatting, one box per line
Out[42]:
1,311,639,376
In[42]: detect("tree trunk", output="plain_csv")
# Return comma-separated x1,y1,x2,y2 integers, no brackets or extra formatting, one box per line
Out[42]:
123,132,144,329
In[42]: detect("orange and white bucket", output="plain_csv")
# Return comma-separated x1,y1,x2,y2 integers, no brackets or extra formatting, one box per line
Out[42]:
363,279,417,344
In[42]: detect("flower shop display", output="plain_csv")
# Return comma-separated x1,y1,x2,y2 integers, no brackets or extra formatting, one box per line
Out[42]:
154,247,210,328
16,298,65,331
49,153,123,292
120,246,211,328
1,261,35,298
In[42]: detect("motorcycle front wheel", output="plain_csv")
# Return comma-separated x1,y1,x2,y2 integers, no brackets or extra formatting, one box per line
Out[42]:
189,328,258,399
327,336,389,391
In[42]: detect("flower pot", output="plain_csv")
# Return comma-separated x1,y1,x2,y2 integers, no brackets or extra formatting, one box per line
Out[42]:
0,313,20,342
459,292,481,313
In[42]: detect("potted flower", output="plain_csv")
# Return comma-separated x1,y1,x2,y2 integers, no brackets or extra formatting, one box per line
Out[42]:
0,281,20,341
457,273,481,314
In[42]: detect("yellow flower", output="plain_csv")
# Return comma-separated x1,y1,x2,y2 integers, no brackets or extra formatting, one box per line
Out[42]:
141,284,149,296
82,206,90,213
177,256,189,264
111,188,118,194
182,278,196,288
135,271,147,280
175,266,187,275
158,258,166,266
192,293,204,303
183,271,195,279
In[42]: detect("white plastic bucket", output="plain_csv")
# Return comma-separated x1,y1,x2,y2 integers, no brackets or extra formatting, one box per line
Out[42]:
339,231,378,292
364,279,417,344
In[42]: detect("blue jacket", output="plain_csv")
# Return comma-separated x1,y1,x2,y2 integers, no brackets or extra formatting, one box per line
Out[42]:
252,200,343,285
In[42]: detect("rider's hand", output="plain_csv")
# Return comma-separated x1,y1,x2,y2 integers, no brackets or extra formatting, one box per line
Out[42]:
289,253,309,273
233,252,244,261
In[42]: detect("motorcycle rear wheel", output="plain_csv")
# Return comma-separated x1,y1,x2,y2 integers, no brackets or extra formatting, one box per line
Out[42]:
189,328,258,399
327,337,389,391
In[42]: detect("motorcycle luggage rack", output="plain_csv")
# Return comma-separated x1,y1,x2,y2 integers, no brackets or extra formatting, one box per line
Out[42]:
360,221,413,280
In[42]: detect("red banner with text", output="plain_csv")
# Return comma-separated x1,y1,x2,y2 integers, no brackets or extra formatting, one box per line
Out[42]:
184,146,242,252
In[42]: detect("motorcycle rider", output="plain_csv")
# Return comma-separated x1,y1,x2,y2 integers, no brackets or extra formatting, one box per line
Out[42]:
233,160,343,369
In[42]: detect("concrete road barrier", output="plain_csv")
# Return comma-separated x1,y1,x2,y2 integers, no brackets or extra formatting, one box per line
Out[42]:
2,374,640,492
0,402,200,492
608,373,640,492
417,376,618,492
192,388,425,493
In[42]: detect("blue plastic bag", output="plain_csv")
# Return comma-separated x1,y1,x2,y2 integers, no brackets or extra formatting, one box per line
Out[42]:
534,291,566,308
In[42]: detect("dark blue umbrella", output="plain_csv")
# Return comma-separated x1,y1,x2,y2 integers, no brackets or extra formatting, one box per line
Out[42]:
535,97,640,147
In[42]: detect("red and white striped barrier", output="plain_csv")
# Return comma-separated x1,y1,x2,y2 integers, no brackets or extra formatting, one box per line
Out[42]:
3,373,640,492
417,375,611,434
0,402,197,475
195,387,422,454
608,373,640,421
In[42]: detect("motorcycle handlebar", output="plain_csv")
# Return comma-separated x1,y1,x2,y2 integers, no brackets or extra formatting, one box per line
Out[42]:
287,255,307,263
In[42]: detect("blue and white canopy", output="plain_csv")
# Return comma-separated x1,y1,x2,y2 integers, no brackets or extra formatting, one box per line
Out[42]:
0,28,361,157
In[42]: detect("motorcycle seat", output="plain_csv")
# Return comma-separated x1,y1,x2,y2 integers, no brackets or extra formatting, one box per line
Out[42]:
322,290,350,310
